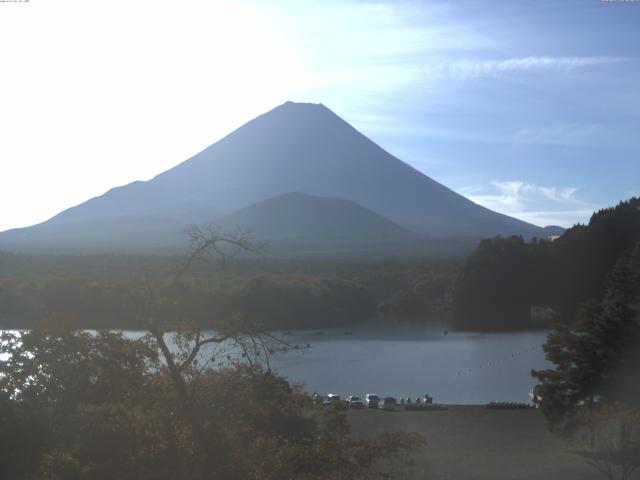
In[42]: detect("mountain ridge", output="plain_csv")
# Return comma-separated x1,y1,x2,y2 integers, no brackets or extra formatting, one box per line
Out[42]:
0,101,560,255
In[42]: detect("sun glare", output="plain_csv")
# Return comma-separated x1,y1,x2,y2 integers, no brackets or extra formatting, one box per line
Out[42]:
0,0,311,231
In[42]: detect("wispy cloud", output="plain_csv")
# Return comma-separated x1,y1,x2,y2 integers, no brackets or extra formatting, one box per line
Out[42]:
512,123,601,147
459,180,595,227
424,56,625,79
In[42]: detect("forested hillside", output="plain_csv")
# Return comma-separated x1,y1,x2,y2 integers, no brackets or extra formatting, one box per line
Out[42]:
453,197,640,330
532,242,640,430
0,254,455,330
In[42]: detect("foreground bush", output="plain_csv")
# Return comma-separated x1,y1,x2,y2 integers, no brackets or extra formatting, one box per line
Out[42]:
0,329,423,480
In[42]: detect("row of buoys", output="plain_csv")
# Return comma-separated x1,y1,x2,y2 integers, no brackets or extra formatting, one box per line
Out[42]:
486,401,534,410
277,343,311,354
456,345,541,375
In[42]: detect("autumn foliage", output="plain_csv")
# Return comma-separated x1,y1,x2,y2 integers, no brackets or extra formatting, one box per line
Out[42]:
0,329,422,480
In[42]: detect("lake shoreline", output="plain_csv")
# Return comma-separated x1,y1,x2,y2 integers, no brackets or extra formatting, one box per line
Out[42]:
2,326,551,404
0,312,553,334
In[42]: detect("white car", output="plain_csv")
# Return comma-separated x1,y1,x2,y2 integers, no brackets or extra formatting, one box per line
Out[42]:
323,393,342,405
529,386,543,406
364,393,379,408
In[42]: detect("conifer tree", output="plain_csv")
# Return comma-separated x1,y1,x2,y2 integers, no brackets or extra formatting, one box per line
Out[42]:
532,243,640,434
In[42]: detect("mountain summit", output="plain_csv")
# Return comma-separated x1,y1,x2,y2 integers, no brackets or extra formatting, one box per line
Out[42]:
0,101,552,254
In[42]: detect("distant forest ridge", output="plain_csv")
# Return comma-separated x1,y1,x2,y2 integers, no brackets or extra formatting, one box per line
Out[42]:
0,249,456,330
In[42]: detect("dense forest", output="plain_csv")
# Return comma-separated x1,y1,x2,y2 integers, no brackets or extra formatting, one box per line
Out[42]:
453,197,640,330
0,252,456,330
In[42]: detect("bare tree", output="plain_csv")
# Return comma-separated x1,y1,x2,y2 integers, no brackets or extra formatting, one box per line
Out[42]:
137,225,292,477
569,405,640,480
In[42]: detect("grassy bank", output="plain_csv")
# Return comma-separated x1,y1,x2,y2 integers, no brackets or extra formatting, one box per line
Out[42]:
347,406,608,480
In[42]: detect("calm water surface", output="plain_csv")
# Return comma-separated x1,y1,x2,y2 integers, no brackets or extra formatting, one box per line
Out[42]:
266,325,550,404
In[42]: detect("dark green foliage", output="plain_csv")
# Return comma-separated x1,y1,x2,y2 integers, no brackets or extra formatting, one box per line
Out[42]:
0,329,165,480
0,256,457,330
379,268,454,318
0,393,47,480
453,197,640,330
453,236,534,330
532,243,640,434
206,274,376,329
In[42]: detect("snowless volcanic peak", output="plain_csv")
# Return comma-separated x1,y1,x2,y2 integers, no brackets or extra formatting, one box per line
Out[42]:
0,101,548,253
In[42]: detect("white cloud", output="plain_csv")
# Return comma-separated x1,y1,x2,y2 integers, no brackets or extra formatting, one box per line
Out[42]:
511,209,596,228
459,180,594,227
424,56,625,79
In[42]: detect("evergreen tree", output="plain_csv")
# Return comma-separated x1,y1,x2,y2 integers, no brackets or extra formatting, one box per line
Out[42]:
532,243,640,434
453,235,533,330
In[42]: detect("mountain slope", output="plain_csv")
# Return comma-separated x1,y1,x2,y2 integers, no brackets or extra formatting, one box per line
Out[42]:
0,101,553,253
216,192,420,253
147,101,544,236
0,215,195,254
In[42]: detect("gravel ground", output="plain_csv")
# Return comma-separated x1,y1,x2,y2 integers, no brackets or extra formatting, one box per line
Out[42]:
346,406,626,480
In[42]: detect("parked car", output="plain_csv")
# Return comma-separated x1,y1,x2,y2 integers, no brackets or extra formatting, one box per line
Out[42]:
346,395,365,409
379,396,397,410
364,393,379,408
323,393,342,405
529,386,543,406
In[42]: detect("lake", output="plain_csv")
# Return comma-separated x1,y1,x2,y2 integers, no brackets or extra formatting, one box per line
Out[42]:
2,325,552,405
265,325,551,404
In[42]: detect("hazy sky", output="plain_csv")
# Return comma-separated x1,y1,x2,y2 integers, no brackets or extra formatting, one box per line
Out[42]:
1,0,638,231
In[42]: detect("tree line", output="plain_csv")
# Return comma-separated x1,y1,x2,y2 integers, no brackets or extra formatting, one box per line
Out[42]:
452,197,640,330
0,254,455,330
